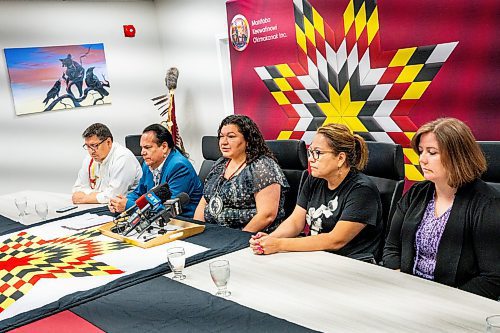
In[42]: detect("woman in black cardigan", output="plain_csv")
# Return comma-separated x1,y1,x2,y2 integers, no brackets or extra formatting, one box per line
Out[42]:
383,118,500,300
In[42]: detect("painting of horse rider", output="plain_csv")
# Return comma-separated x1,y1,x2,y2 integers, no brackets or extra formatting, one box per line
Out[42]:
4,43,111,115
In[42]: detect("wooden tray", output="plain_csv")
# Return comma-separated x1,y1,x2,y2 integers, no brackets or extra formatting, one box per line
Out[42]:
98,218,205,248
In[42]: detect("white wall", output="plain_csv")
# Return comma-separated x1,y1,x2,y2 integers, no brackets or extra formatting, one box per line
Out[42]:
0,0,165,195
154,0,232,170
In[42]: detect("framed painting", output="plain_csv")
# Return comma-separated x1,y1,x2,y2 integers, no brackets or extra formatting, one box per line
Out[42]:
4,43,111,115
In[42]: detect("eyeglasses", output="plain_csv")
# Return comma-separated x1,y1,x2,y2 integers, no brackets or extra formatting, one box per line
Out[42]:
82,138,107,151
307,148,335,160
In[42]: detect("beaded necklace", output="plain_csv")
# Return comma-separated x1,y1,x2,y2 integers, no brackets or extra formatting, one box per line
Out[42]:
208,159,246,217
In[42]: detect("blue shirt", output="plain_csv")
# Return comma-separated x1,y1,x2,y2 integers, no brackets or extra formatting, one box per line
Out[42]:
126,149,203,217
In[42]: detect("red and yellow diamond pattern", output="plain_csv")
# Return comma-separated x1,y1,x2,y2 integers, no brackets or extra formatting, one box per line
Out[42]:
0,229,129,313
254,0,458,180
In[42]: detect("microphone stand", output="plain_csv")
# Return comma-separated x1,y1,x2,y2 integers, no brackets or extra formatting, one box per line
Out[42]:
110,216,129,234
135,209,173,240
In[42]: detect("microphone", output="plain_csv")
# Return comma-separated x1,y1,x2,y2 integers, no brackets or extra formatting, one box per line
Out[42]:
138,183,171,219
164,192,190,217
122,194,148,223
122,184,172,236
127,183,171,219
135,192,190,239
153,182,172,201
153,192,190,224
116,195,144,219
111,194,149,233
116,182,170,219
145,191,165,210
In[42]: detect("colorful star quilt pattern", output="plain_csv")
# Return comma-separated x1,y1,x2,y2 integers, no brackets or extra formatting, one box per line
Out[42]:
0,229,129,313
254,0,458,180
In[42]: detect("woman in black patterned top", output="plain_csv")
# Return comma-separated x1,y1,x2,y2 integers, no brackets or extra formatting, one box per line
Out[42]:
194,115,288,232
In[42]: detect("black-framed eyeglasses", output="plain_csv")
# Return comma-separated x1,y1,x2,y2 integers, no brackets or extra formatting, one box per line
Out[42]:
82,138,107,151
307,148,335,160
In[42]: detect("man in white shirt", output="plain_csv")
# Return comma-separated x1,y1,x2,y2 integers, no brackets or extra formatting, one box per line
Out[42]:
72,123,142,204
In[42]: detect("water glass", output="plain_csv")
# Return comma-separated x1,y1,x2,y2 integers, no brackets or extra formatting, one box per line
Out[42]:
35,202,49,221
486,315,500,332
14,197,28,217
167,247,186,280
209,260,231,297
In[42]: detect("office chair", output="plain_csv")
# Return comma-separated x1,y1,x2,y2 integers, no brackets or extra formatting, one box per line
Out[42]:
478,141,500,192
363,141,405,261
125,134,143,164
198,136,222,183
266,139,308,218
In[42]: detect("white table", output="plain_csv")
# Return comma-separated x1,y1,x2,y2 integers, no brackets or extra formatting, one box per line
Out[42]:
0,190,105,225
174,249,500,332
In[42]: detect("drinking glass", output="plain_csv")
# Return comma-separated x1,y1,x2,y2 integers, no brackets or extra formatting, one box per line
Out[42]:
167,247,186,280
486,315,500,332
14,196,28,217
209,260,231,297
35,202,49,221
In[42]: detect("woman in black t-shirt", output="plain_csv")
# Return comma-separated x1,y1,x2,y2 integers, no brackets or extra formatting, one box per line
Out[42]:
249,123,383,259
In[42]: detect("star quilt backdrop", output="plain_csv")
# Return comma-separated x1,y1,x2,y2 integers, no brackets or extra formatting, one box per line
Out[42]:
226,0,500,181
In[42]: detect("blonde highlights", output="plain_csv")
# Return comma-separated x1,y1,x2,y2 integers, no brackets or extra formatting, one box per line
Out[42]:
317,123,368,171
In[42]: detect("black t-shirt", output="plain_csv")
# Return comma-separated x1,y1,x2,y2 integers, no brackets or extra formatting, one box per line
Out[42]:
297,170,383,258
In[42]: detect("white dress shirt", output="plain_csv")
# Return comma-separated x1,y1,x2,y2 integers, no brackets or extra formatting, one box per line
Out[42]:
72,142,143,203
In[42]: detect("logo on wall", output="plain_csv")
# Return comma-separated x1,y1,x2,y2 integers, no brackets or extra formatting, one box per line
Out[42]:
230,14,250,51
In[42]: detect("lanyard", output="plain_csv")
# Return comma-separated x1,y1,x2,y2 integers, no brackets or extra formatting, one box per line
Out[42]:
88,158,97,189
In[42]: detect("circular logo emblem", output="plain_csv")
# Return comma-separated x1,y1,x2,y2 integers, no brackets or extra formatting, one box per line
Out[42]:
229,14,250,51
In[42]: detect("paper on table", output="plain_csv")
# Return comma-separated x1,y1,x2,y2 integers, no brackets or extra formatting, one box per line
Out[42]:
0,213,114,242
60,213,113,231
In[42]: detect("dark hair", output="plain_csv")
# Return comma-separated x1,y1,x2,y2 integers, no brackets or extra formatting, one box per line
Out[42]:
142,123,188,157
411,117,486,188
317,123,368,171
217,114,275,164
82,123,113,141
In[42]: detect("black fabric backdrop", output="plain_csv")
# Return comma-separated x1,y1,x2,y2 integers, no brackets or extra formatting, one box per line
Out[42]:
0,212,316,332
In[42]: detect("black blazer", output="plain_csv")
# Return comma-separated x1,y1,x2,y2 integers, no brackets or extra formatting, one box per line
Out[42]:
383,179,500,300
